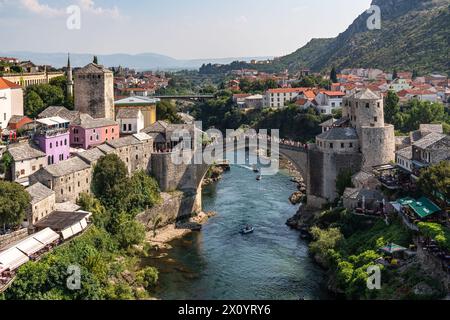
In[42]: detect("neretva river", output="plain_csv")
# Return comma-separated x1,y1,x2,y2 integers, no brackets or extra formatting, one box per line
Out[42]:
144,158,328,300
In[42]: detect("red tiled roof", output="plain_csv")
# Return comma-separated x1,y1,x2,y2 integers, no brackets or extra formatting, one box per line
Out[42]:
303,90,316,100
321,91,345,97
0,77,21,90
267,87,310,94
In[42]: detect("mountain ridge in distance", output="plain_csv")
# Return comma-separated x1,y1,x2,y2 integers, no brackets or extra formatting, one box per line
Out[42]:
0,51,273,71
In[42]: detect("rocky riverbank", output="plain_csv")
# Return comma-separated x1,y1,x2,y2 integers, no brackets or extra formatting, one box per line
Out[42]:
145,211,216,250
202,164,231,186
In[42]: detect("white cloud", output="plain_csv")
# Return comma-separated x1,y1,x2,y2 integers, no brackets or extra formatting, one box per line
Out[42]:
77,0,122,19
20,0,65,16
236,15,248,24
18,0,122,19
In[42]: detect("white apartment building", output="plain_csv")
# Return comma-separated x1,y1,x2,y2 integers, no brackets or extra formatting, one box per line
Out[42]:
314,91,345,115
0,77,24,129
263,88,309,108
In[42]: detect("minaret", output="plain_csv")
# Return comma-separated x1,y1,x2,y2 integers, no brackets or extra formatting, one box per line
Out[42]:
66,53,74,97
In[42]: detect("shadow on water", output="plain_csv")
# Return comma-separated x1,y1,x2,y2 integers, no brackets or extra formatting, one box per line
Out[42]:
142,153,329,300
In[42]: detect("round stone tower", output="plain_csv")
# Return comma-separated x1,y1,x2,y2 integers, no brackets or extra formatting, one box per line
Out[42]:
343,89,395,169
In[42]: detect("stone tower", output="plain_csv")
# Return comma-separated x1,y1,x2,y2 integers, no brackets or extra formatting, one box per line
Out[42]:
74,63,115,119
343,89,395,168
66,53,74,98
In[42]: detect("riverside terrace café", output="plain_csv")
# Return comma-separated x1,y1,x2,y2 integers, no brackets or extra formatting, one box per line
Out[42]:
391,197,447,226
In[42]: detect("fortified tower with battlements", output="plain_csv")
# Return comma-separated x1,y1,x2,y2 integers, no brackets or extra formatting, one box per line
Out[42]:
306,88,395,207
74,63,115,120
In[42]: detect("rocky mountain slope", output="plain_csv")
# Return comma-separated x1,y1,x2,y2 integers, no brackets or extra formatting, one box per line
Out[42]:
266,0,450,74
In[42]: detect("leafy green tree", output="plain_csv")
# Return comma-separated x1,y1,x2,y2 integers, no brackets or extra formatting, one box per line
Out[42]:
384,90,400,124
309,227,343,263
77,193,110,229
0,181,31,230
92,154,128,209
24,91,45,118
115,220,146,249
124,171,161,216
0,152,13,179
418,161,450,200
156,100,182,123
136,267,159,289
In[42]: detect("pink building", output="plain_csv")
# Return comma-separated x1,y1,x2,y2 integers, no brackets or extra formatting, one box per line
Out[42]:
70,114,119,150
34,117,71,165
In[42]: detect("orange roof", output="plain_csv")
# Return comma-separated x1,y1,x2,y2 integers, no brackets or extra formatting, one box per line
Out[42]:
321,90,345,97
295,98,308,106
0,77,21,90
303,90,316,100
267,87,310,94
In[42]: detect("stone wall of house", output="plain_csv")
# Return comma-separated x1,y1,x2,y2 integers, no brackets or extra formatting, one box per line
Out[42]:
307,147,362,205
74,72,115,120
0,229,29,250
30,167,92,204
135,191,201,229
28,193,56,227
360,124,396,169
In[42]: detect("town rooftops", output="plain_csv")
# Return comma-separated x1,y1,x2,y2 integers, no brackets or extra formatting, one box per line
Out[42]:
107,135,143,149
76,147,107,164
319,118,337,127
8,115,30,124
36,116,70,126
413,132,447,149
142,120,170,134
34,211,91,231
38,106,80,123
419,124,443,134
43,157,91,177
74,63,112,75
116,108,141,119
321,91,345,97
96,144,115,154
0,77,21,90
8,143,46,161
114,96,160,105
267,87,310,94
395,146,413,160
349,88,381,100
317,127,358,141
26,182,55,205
72,113,118,129
133,132,152,142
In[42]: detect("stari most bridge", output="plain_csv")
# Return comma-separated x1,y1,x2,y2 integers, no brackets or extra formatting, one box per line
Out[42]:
153,94,216,101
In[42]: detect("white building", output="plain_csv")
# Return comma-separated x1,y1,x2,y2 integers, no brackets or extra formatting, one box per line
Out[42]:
388,78,411,92
0,77,23,130
395,146,413,173
8,143,47,185
314,91,345,114
244,94,263,109
263,88,309,108
116,108,145,135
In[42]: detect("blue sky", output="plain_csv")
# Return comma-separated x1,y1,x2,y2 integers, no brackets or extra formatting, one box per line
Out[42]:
0,0,372,59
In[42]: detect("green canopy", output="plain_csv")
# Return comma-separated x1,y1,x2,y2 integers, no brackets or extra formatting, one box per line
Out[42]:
380,243,407,254
408,197,441,218
398,197,442,219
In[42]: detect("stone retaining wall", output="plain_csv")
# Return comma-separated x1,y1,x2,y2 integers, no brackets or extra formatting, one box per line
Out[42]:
0,229,29,250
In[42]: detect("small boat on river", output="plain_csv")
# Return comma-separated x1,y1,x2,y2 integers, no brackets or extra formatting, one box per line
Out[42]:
256,175,262,181
252,165,260,173
240,226,254,234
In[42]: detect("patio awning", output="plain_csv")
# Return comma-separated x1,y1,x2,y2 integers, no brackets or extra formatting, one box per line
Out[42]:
0,247,29,271
380,243,407,254
32,228,60,246
16,237,45,256
408,197,441,218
